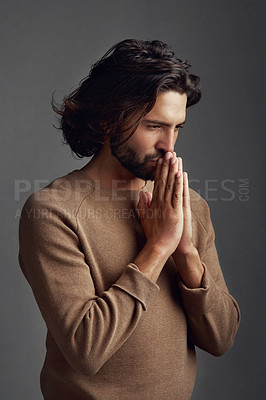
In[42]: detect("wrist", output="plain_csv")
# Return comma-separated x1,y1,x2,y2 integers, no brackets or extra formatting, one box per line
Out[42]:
133,242,169,282
173,243,198,259
146,241,170,259
173,246,204,288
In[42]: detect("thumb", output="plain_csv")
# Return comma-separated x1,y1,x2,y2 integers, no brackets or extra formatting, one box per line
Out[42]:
146,191,152,207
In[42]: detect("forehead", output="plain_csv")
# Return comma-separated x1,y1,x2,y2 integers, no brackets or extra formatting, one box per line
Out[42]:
145,91,187,124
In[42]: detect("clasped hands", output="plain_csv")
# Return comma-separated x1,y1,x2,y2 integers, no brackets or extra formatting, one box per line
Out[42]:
137,151,204,288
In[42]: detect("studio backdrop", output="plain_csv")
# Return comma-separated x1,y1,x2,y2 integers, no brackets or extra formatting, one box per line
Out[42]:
1,1,265,399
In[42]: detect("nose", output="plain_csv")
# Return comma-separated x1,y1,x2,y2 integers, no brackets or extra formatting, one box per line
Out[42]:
155,128,177,154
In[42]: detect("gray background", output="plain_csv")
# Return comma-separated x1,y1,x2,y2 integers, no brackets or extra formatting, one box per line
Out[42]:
1,0,265,399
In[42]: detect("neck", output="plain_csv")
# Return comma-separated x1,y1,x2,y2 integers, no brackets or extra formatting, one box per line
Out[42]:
81,144,146,191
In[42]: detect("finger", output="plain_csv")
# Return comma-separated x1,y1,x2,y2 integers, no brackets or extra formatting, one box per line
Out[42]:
172,170,183,210
137,191,148,220
164,153,178,203
171,156,183,208
152,159,162,206
154,156,163,182
153,152,173,204
183,172,191,222
177,156,183,175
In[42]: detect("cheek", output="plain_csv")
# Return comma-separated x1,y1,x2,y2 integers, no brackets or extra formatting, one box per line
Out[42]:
130,137,153,152
127,127,157,155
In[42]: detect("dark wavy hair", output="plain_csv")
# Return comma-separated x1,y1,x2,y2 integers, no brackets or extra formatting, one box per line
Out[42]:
53,39,201,157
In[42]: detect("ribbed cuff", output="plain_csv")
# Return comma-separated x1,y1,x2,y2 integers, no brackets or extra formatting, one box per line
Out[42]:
113,263,160,310
178,262,218,314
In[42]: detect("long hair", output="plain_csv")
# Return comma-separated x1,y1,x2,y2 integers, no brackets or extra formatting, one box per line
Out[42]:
53,39,201,158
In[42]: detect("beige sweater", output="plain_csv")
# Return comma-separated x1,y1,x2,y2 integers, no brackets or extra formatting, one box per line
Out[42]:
18,169,240,400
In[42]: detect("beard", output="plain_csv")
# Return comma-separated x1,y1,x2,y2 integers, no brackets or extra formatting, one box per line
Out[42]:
110,138,163,181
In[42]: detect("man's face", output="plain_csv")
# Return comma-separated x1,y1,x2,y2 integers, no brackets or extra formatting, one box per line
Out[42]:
110,90,187,181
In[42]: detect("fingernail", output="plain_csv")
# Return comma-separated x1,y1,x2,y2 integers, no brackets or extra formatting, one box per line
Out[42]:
171,156,176,165
165,152,171,160
158,158,163,164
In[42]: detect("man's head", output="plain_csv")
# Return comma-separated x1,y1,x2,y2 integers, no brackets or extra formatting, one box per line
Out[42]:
54,39,201,160
110,90,187,180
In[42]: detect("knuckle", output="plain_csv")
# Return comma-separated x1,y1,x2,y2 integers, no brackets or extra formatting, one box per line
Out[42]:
173,192,182,201
156,178,166,188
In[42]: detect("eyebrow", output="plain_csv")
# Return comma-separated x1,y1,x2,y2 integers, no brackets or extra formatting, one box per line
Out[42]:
142,119,186,127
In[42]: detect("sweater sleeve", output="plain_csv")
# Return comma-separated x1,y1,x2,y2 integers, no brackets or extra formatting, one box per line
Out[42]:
178,195,240,356
18,194,159,376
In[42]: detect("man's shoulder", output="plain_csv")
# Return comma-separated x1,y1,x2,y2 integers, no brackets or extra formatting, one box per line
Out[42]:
21,169,94,217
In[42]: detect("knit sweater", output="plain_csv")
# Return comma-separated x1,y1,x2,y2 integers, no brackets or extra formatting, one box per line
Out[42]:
18,168,240,400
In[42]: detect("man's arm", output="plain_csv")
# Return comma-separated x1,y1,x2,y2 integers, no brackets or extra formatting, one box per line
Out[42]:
18,193,160,377
176,195,241,356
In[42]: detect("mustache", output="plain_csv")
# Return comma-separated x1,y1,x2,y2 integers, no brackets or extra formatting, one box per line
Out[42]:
144,151,166,162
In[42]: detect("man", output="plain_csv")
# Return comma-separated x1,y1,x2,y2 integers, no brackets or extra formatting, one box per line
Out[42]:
19,39,240,400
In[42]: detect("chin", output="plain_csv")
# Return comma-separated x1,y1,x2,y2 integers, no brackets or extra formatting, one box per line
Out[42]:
134,169,155,181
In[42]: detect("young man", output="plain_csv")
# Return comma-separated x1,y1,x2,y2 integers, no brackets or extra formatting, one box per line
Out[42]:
19,39,240,399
